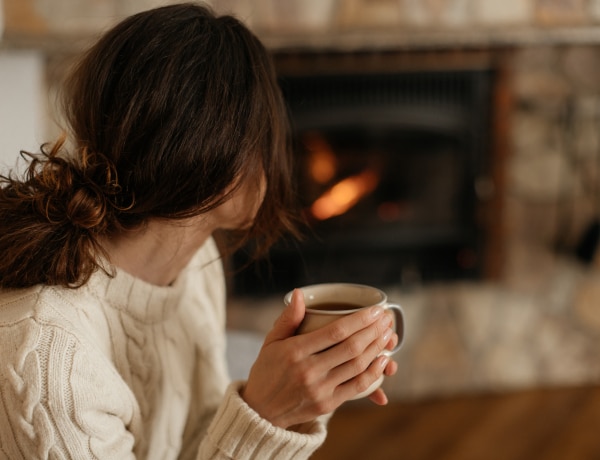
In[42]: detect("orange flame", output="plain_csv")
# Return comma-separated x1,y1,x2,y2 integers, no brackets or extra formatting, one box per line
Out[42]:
304,133,337,184
310,169,379,220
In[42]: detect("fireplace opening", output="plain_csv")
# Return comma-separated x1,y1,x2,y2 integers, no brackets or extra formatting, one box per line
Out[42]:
231,60,496,297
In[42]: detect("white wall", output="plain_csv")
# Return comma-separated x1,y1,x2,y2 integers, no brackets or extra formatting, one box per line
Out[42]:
0,50,45,174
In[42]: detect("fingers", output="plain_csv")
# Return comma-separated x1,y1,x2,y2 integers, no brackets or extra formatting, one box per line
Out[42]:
384,359,398,377
334,354,390,402
323,319,393,385
316,309,393,368
384,330,399,352
317,312,399,401
264,289,306,345
298,305,386,355
367,388,389,406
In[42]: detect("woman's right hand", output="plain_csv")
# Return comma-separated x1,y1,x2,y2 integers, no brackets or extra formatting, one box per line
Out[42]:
240,289,397,429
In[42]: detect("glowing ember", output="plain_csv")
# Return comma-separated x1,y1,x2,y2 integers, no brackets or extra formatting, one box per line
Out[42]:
310,169,379,220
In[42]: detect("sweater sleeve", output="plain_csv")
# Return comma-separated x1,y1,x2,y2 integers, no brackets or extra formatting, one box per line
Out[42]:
198,382,327,460
181,239,328,459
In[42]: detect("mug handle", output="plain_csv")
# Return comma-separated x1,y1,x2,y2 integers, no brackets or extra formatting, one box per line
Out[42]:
381,303,405,357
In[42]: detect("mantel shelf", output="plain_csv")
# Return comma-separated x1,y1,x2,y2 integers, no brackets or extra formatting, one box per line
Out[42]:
4,25,600,54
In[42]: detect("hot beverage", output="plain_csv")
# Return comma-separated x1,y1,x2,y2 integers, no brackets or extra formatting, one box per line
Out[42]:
309,302,364,311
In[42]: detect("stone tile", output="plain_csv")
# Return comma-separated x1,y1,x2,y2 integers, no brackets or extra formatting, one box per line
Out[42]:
573,274,600,334
511,111,554,154
535,0,588,26
115,0,180,18
502,241,560,294
452,283,503,351
509,148,573,201
33,0,117,34
254,0,338,31
336,0,402,29
537,261,583,313
408,296,473,395
3,0,48,35
474,0,534,24
399,0,473,28
512,71,571,109
590,0,600,21
483,342,540,389
536,316,598,384
207,0,259,28
562,47,600,93
388,288,429,350
512,46,563,71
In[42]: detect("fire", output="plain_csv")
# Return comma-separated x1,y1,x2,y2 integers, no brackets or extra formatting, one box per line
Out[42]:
310,169,379,220
304,132,337,184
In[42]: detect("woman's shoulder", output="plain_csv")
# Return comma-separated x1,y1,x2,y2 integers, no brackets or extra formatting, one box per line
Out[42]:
0,286,138,459
0,284,126,391
0,284,106,352
0,285,48,327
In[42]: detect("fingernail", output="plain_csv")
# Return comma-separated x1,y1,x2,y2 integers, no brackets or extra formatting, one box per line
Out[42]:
382,328,392,343
371,306,384,318
379,355,390,369
378,314,393,327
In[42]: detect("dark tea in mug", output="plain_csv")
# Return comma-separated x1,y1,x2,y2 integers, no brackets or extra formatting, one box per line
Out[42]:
309,302,364,311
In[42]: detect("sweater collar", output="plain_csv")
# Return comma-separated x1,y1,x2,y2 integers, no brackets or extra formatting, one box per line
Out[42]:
88,261,186,324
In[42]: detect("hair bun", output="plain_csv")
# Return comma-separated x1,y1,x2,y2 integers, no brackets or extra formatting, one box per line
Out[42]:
65,185,107,231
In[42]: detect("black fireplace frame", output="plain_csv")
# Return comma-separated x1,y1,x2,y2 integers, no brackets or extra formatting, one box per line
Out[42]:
230,51,501,298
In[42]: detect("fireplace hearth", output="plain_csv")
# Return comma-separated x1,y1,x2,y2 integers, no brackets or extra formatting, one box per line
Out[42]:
232,54,496,297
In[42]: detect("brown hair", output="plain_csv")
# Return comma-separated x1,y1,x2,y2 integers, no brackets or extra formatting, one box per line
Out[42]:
0,3,300,289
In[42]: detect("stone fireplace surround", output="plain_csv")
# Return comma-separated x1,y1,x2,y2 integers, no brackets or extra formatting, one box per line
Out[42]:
228,42,600,404
4,0,600,402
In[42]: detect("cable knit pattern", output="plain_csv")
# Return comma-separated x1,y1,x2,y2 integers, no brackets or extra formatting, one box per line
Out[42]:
0,238,327,459
6,324,52,457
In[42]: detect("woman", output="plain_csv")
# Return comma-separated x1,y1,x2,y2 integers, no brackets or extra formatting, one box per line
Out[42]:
0,3,398,459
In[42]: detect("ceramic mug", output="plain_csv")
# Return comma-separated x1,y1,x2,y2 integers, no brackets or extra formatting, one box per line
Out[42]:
284,282,405,399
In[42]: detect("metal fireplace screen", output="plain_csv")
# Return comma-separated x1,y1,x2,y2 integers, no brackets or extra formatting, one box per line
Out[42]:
232,68,493,297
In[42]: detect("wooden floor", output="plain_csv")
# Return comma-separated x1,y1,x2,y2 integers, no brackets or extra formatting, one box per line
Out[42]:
311,385,600,460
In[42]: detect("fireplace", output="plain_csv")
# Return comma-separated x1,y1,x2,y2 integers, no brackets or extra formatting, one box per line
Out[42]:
232,53,498,297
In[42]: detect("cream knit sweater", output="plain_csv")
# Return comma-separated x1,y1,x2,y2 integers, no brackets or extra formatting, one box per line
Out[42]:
0,238,326,459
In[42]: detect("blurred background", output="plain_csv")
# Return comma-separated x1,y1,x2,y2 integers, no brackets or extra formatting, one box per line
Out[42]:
3,1,600,458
